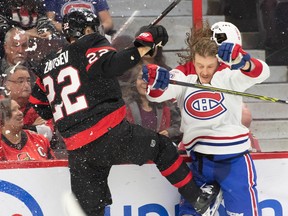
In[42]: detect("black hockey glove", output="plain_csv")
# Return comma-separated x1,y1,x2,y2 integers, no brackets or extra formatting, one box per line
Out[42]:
36,17,56,34
134,25,168,52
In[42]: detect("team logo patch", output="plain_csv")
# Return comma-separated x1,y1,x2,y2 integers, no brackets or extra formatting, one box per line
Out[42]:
150,139,156,147
62,2,95,16
169,71,176,79
184,90,226,120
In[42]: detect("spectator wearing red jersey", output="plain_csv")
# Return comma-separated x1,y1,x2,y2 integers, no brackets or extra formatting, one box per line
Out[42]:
3,65,54,141
0,99,54,161
125,64,182,144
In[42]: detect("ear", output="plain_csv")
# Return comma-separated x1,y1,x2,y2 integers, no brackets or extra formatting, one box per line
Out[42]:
84,27,94,35
3,80,11,91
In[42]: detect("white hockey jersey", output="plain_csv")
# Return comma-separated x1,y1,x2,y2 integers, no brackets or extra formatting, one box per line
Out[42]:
147,58,270,155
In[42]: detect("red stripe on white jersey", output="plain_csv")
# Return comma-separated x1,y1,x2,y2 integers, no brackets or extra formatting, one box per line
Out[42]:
244,154,259,216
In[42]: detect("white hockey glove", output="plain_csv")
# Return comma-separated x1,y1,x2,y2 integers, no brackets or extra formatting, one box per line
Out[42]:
36,124,53,141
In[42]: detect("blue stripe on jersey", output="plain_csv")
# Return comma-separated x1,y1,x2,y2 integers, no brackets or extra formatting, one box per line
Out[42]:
187,138,249,152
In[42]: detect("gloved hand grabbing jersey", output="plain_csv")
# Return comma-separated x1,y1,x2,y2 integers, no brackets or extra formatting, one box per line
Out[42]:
134,25,168,54
217,42,251,70
142,64,170,92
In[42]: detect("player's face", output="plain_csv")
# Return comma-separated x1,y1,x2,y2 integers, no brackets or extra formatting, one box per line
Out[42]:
5,69,32,101
193,53,218,84
4,100,24,130
136,71,148,96
4,30,29,65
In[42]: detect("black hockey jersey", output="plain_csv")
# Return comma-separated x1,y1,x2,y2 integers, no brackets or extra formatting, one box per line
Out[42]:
30,33,141,150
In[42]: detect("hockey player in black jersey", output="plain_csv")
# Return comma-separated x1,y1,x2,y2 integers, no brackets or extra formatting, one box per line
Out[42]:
29,10,219,215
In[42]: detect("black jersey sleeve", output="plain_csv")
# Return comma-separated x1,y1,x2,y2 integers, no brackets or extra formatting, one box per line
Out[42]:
29,78,53,120
80,34,141,79
100,46,141,78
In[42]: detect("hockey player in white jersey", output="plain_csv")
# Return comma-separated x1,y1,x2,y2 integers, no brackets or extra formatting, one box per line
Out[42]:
142,21,270,216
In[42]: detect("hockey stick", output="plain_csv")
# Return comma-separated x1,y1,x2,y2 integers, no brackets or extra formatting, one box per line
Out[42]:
112,0,181,48
148,0,181,48
148,0,182,27
169,80,288,104
112,10,140,41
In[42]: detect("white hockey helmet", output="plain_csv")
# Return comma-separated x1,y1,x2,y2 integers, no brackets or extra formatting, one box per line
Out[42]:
211,21,242,46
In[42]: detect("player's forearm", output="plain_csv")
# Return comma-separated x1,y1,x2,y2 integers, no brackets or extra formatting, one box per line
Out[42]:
137,47,153,57
102,47,142,77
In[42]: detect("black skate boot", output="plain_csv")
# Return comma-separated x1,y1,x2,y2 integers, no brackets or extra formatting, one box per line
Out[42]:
193,183,221,215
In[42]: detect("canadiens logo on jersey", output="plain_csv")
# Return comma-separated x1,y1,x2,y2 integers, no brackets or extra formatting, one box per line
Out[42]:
61,1,95,16
184,90,227,120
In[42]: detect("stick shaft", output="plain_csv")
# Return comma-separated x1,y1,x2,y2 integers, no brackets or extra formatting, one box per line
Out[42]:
112,0,181,43
169,80,288,104
112,10,139,41
148,0,182,27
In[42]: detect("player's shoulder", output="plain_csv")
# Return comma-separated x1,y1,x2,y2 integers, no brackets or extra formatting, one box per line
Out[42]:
78,33,108,46
35,48,64,77
175,62,196,75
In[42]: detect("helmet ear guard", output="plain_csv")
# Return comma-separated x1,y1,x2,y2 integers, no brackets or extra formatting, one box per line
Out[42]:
211,21,242,46
62,10,100,41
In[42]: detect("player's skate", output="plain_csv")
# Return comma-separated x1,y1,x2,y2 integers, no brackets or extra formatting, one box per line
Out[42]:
193,183,221,215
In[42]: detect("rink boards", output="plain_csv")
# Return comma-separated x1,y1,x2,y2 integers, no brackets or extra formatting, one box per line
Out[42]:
0,153,287,216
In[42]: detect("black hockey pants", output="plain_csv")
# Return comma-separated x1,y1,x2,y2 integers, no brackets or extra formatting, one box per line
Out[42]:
68,120,200,216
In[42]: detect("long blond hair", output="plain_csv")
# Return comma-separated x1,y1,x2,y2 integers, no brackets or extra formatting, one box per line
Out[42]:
178,21,218,64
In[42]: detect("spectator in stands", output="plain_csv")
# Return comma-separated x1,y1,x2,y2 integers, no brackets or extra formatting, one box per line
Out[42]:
142,21,270,216
0,0,56,59
45,0,114,35
125,64,183,144
0,27,38,85
112,30,182,144
3,65,53,141
0,99,54,161
0,95,10,135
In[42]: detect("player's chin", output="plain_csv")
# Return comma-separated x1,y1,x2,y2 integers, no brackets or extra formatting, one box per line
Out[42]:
199,78,211,84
